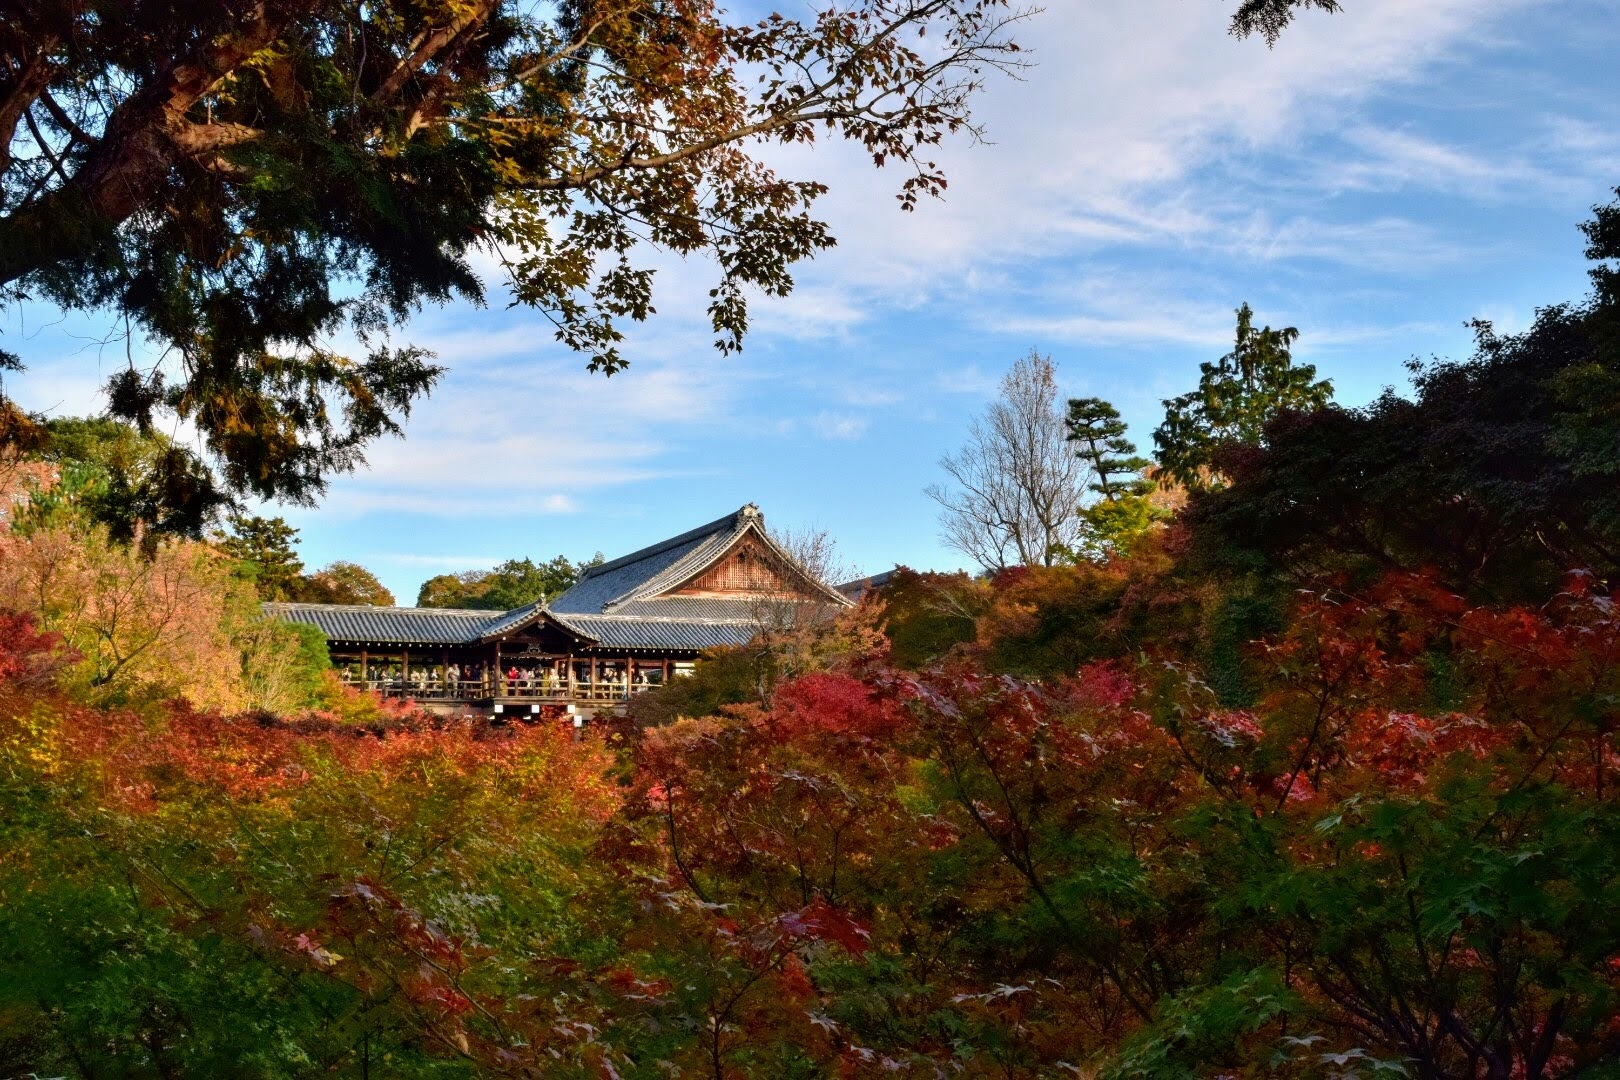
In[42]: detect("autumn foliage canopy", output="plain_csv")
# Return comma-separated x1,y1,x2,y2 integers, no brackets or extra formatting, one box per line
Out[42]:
4,543,1620,1077
5,188,1620,1077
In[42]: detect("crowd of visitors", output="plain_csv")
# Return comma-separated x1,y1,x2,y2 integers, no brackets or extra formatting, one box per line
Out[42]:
338,659,665,698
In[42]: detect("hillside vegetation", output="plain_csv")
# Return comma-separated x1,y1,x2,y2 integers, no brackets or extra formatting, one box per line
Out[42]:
2,193,1620,1077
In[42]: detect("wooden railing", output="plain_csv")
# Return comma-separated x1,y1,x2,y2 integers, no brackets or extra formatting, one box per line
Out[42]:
339,675,661,703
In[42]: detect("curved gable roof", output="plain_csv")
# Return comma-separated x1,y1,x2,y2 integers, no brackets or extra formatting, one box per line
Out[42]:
548,504,851,616
475,600,599,645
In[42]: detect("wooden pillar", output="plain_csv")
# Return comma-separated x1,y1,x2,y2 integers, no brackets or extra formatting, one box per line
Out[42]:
494,640,503,697
662,658,671,683
402,649,410,688
360,649,369,688
591,656,599,700
566,653,576,698
441,648,450,694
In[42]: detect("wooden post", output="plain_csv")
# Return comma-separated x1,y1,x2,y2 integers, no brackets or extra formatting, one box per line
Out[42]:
662,658,670,684
441,648,450,695
360,649,368,689
402,649,410,690
591,656,599,701
566,653,576,699
494,640,503,697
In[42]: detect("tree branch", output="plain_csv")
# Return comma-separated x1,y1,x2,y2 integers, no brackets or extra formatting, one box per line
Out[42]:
0,0,319,287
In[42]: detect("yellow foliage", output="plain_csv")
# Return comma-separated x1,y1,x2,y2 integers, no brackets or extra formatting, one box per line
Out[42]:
0,523,261,711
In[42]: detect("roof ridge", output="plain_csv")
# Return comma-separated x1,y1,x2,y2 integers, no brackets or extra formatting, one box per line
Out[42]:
579,505,756,580
569,613,759,624
262,602,492,617
602,508,851,611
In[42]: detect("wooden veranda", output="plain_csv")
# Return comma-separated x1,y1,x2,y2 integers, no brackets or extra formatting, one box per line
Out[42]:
266,503,854,716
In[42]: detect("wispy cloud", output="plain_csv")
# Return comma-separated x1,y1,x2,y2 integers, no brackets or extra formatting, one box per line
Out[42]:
810,412,870,440
1323,126,1585,201
704,0,1547,332
933,365,1000,396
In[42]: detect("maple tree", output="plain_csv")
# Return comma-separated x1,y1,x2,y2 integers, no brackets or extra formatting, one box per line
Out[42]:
0,0,1031,527
10,174,1620,1080
0,616,624,1074
5,544,1619,1076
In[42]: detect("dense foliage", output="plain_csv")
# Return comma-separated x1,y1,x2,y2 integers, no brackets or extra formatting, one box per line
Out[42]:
417,554,603,611
1184,260,1620,602
0,0,1335,534
5,547,1619,1076
0,0,1038,529
7,189,1620,1080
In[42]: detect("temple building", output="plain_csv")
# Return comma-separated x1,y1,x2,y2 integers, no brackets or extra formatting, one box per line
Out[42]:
266,504,850,713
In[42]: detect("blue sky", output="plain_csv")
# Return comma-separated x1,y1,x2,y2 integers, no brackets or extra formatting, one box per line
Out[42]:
7,0,1620,603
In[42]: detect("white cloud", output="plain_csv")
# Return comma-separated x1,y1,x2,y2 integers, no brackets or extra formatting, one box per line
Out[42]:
933,365,1000,396
716,0,1543,326
1321,125,1587,201
997,311,1232,348
301,305,756,516
810,412,870,440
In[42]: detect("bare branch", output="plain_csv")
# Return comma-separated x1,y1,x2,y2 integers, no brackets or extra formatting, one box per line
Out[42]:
927,351,1094,571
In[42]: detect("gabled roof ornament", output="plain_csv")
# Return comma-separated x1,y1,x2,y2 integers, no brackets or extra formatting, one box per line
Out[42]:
739,502,762,522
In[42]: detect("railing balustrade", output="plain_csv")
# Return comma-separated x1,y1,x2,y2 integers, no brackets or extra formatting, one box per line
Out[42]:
336,672,663,703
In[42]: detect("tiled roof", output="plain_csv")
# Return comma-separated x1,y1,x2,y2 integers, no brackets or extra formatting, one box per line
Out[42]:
549,508,748,615
605,595,766,621
472,600,595,645
561,615,757,652
267,504,850,655
263,603,495,645
268,599,755,654
837,569,898,599
550,503,852,615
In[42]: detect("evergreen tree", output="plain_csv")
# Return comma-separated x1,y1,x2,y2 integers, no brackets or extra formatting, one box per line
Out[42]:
219,515,306,602
1066,397,1154,503
1154,303,1333,490
416,553,602,610
1066,396,1163,558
